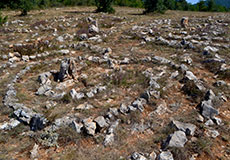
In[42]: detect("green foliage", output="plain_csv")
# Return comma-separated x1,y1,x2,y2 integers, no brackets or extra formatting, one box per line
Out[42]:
114,0,143,8
176,0,189,10
164,0,176,10
0,12,7,26
197,0,207,11
144,0,166,14
95,0,115,13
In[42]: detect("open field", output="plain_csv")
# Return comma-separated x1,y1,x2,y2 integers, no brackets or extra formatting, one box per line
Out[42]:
0,6,230,160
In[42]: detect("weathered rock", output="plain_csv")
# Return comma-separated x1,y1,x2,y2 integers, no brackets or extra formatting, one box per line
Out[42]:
36,84,52,95
164,131,188,148
79,33,88,41
154,101,168,115
171,120,196,136
30,115,45,131
22,55,29,62
83,118,97,136
70,89,85,100
119,103,129,114
200,100,219,119
158,151,174,160
130,152,147,160
149,151,157,160
94,116,108,128
0,119,20,130
38,72,52,85
58,58,77,82
132,98,146,112
57,49,70,55
206,129,220,138
205,119,214,126
75,102,94,110
107,120,120,134
70,121,83,133
30,143,39,159
89,24,99,33
103,133,114,146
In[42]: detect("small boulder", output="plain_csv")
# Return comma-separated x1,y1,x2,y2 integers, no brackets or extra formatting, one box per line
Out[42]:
158,151,174,160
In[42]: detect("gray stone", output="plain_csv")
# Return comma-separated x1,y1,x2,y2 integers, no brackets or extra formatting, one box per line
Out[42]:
70,89,85,100
158,151,174,160
206,129,220,138
200,100,219,119
30,143,39,159
171,120,196,136
205,119,214,126
119,103,129,114
94,116,108,128
103,133,114,146
71,121,83,133
197,114,204,122
36,84,52,95
57,36,64,42
22,55,29,62
79,33,88,41
204,46,218,52
89,24,99,33
75,103,94,110
149,151,157,160
149,78,160,89
204,89,215,101
0,119,20,130
108,120,120,134
212,116,222,125
132,98,146,112
166,131,188,148
83,118,96,136
130,152,147,160
185,71,197,81
152,56,170,64
154,101,167,115
58,49,70,55
38,72,52,85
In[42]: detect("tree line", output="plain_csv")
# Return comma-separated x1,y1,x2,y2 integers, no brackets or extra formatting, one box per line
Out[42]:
0,0,229,16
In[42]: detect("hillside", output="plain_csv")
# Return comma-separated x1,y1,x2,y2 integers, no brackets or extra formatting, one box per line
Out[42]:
215,0,230,8
0,7,230,160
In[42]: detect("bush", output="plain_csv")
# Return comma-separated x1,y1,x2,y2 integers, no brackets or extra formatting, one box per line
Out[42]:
95,0,115,13
0,12,7,26
114,0,143,8
144,0,166,14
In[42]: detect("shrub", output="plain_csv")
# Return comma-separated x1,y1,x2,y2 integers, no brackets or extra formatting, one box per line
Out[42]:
144,0,166,14
95,0,115,13
0,12,7,26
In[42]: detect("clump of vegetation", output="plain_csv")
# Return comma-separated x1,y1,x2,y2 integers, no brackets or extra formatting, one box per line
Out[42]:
188,137,213,157
144,0,166,14
57,126,82,146
95,0,115,13
170,147,189,160
0,11,7,26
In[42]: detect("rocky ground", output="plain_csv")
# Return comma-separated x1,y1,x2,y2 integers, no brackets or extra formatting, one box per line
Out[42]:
0,6,230,160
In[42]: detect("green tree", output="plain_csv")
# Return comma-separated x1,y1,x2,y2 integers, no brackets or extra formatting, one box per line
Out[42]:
207,0,216,11
95,0,115,13
176,0,189,10
144,0,166,13
7,0,33,16
197,0,207,11
164,0,176,10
